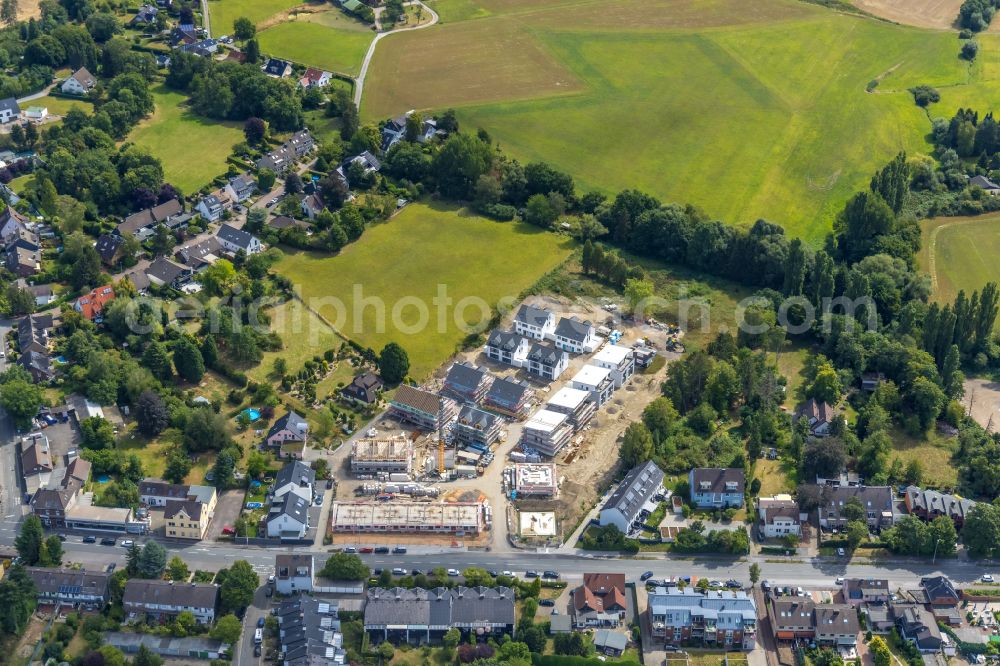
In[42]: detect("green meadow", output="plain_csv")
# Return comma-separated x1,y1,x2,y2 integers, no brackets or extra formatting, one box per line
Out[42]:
273,203,575,379
129,86,245,193
920,214,1000,306
257,16,373,76
206,0,301,35
363,0,997,243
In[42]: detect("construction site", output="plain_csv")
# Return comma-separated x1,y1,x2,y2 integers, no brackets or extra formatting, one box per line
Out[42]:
507,463,558,498
350,436,414,475
329,496,492,541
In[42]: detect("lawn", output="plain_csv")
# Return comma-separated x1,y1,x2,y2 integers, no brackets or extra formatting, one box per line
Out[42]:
248,300,345,383
257,16,373,76
33,95,93,116
128,86,245,194
273,202,575,378
919,214,1000,307
888,426,960,486
206,0,303,36
755,457,797,497
363,0,987,243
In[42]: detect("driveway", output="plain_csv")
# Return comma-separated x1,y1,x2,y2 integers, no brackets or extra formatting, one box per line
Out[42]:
234,584,268,666
206,490,244,541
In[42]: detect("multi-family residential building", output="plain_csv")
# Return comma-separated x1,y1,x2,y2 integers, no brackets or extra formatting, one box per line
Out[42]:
267,410,310,459
164,500,210,539
453,405,503,448
442,362,493,403
591,344,635,388
757,495,802,538
484,330,529,367
526,342,569,381
350,437,413,475
364,587,515,644
689,468,746,509
195,191,231,222
267,492,311,539
809,485,897,530
276,597,347,665
648,587,757,649
545,386,596,429
553,317,600,354
512,463,558,498
903,486,976,529
569,365,615,407
389,385,458,432
599,460,664,533
139,480,191,506
520,409,572,457
330,501,487,535
573,573,627,628
514,305,556,340
274,553,314,595
26,567,110,608
768,598,859,648
123,579,218,624
483,376,533,417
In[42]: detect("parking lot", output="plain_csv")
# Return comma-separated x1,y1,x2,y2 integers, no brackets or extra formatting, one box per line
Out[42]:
205,490,245,541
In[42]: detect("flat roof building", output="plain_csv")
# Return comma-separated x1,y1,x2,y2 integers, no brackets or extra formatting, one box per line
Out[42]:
513,463,558,498
330,501,488,534
351,436,413,474
65,505,134,533
570,365,615,407
591,344,635,388
545,386,596,429
520,409,572,457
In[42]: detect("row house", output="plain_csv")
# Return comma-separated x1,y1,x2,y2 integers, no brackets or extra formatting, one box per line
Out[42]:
453,405,503,448
194,190,232,222
443,362,493,403
648,587,757,650
26,567,110,608
276,597,347,665
482,376,533,418
224,173,256,203
389,385,458,432
123,579,218,624
903,486,976,529
116,198,184,239
599,460,664,533
364,587,515,645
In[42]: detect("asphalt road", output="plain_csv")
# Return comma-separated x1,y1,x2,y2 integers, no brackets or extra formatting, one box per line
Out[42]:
0,320,22,545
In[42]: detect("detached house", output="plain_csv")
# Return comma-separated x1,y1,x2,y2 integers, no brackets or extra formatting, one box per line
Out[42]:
553,317,600,353
6,238,40,276
300,192,325,220
453,405,503,448
0,97,20,123
195,191,231,222
526,342,568,381
892,604,943,652
18,350,53,383
61,68,96,95
573,573,627,627
145,256,192,288
74,285,115,321
514,304,555,340
339,372,384,405
216,223,261,255
130,4,158,25
267,410,309,459
798,399,835,437
757,494,801,539
275,553,314,595
263,58,292,78
0,205,29,242
95,234,127,267
389,385,458,432
164,500,210,539
298,67,332,89
267,492,310,539
689,468,745,509
484,330,529,367
224,173,256,203
443,362,493,403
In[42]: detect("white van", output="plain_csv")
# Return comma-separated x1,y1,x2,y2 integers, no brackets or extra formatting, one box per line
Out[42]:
254,628,263,645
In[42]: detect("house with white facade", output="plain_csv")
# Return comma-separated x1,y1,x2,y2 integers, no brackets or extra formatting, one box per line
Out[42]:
592,344,635,388
274,553,314,595
216,223,261,255
61,68,95,95
123,579,218,624
514,304,556,340
553,317,600,353
570,365,615,407
272,460,315,503
526,342,568,381
757,494,802,539
485,330,529,367
267,492,310,539
598,460,664,533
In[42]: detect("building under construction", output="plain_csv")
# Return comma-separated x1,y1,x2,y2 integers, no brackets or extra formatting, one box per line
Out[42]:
545,386,596,430
520,409,573,457
350,436,414,474
513,463,558,498
330,501,490,534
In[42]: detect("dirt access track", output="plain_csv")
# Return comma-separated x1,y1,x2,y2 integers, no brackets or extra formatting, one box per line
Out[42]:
851,0,961,29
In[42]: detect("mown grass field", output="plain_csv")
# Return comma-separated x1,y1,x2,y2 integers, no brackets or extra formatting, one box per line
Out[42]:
274,203,575,378
919,214,1000,305
129,86,244,194
34,95,93,115
248,301,345,382
257,16,373,75
206,0,303,35
363,0,987,243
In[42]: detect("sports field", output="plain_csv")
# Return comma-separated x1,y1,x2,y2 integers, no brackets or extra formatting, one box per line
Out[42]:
920,214,1000,305
129,86,245,194
363,0,984,242
257,15,373,75
273,203,575,379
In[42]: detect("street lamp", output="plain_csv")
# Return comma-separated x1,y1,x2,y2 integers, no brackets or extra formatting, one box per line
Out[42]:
932,538,942,565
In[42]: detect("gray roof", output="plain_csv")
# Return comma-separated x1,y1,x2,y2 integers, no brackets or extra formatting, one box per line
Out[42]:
601,460,664,520
445,362,490,392
26,566,110,598
528,342,561,366
921,576,959,603
515,304,552,327
264,58,289,75
0,97,20,115
123,579,218,610
593,629,628,652
216,223,257,249
971,175,1000,190
145,256,189,285
228,173,255,190
811,485,896,522
269,410,308,439
275,460,316,490
276,597,345,666
487,329,523,352
691,468,745,495
485,376,531,406
555,316,592,342
270,491,309,526
95,234,125,263
365,587,514,629
457,404,497,430
103,632,227,656
139,479,190,500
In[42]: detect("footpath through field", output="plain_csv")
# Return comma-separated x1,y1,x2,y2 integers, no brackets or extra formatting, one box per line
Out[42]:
354,0,439,108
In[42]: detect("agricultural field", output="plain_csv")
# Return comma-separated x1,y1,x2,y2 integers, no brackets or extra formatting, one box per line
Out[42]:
129,86,245,194
257,15,373,76
363,0,994,243
273,203,575,379
919,214,1000,305
850,0,961,29
207,0,305,35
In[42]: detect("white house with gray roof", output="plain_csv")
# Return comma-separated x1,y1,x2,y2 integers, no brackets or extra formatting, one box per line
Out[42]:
0,97,20,123
273,460,315,503
267,491,310,539
514,304,556,340
526,342,568,381
599,460,664,533
485,330,529,367
224,173,256,203
553,316,600,353
453,404,503,448
647,587,757,649
216,223,261,255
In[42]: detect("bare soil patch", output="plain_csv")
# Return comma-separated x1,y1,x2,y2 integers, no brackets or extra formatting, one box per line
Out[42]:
963,377,1000,430
17,0,42,21
850,0,960,29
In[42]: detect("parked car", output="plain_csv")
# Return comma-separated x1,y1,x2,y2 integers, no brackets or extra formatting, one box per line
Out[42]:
542,570,559,579
640,571,654,581
344,547,357,554
488,570,499,577
326,479,334,489
392,568,406,576
105,563,116,573
254,645,262,658
257,617,266,628
374,546,390,554
983,574,995,583
222,526,235,535
392,546,407,554
100,538,116,546
726,579,742,588
539,599,555,607
502,570,514,577
447,568,460,577
82,535,96,544
525,570,539,578
835,577,845,585
411,569,422,576
359,547,373,554
121,540,134,548
709,580,722,588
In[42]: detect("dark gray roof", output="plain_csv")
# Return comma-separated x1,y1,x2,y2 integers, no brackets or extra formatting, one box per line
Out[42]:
527,342,561,366
123,579,218,610
26,566,110,598
811,485,895,521
264,58,289,75
0,97,20,115
457,404,497,430
515,304,552,327
365,587,514,629
139,479,189,500
145,256,189,285
445,362,489,391
601,460,664,518
487,329,523,352
95,234,125,263
216,223,256,249
486,376,531,405
815,604,860,635
270,491,309,525
921,576,959,603
268,410,308,439
163,499,203,521
691,468,745,495
275,460,315,490
277,597,345,666
554,316,592,342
